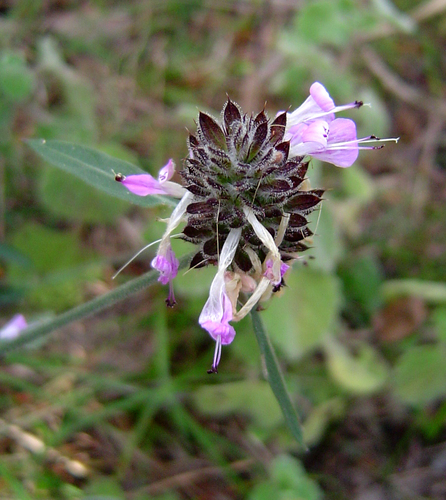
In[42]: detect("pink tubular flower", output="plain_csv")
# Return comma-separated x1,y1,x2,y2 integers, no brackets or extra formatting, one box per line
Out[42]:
286,81,361,128
0,314,27,340
151,244,179,285
285,83,398,168
199,228,242,373
288,118,360,168
151,243,179,306
199,285,235,345
120,159,185,198
116,157,193,304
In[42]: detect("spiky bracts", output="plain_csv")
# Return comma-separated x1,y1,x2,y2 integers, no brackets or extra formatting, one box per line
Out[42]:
117,82,397,372
181,99,322,273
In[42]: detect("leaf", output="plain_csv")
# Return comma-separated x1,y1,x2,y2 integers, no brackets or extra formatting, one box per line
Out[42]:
193,380,282,429
7,223,99,311
251,309,306,449
303,398,345,447
0,51,34,102
38,167,130,224
341,164,375,203
296,0,356,47
249,454,323,500
270,455,323,500
26,140,176,208
382,279,446,304
324,337,389,394
306,203,342,272
393,345,446,406
262,266,341,360
339,254,384,323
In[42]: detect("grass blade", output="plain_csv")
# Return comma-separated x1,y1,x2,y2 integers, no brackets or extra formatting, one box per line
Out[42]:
251,308,306,449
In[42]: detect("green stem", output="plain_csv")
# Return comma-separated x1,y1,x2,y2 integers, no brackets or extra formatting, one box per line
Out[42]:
251,308,306,450
0,253,192,355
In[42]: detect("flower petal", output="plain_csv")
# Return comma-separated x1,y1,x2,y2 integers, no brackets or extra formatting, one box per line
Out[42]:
287,120,329,156
199,228,242,344
200,292,236,345
158,159,175,184
0,314,27,340
310,82,335,111
151,245,179,285
311,118,359,168
287,82,336,126
121,174,169,196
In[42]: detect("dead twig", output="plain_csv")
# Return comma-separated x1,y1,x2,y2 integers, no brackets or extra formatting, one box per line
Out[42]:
356,0,446,42
0,417,89,479
129,458,255,498
361,46,446,120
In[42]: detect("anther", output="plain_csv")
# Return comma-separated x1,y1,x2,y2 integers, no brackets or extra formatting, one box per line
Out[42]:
113,171,126,182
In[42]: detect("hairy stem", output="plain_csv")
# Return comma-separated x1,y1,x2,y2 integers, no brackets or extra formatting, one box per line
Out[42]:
0,254,192,355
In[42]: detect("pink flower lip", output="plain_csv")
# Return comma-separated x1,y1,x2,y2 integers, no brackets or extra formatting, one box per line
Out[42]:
122,173,170,196
151,245,179,285
0,314,27,340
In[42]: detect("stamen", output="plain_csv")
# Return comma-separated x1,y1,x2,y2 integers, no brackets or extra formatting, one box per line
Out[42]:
323,135,400,152
166,281,176,307
314,203,323,237
207,335,222,374
275,213,290,246
112,169,126,182
112,239,162,279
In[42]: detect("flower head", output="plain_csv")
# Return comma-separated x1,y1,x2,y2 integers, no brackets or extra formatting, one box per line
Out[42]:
118,82,397,371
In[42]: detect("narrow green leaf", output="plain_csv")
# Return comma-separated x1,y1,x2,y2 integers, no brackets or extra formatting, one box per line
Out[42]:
26,139,176,207
0,253,192,355
251,309,306,449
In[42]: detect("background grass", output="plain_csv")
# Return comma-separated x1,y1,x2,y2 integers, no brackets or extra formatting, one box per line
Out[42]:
1,0,446,498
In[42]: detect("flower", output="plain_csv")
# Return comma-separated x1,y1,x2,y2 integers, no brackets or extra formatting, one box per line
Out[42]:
285,82,398,168
198,228,241,372
118,159,186,198
152,242,179,306
118,83,396,372
0,314,27,340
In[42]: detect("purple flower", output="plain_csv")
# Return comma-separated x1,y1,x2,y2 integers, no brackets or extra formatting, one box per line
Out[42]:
0,314,27,340
151,243,179,306
285,83,398,168
288,118,359,168
120,159,185,198
151,244,179,285
286,82,361,128
199,228,241,372
199,289,235,345
114,85,397,372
